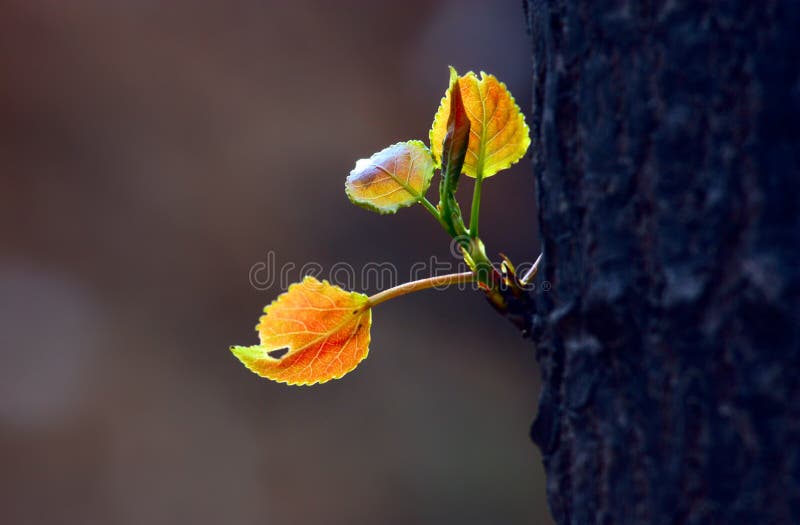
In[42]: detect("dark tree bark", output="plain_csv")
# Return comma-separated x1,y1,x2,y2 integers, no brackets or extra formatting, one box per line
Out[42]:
520,1,800,523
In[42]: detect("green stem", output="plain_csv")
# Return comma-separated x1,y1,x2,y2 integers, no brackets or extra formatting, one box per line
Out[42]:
365,271,476,309
419,196,449,231
469,166,484,238
466,241,494,286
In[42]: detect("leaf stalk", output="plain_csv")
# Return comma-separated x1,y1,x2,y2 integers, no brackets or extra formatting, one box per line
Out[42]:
469,165,483,238
365,271,476,309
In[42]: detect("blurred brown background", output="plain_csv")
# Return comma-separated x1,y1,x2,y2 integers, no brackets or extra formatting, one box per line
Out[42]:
0,1,551,523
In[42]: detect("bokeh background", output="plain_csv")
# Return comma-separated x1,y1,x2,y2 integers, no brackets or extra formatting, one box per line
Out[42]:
0,1,551,523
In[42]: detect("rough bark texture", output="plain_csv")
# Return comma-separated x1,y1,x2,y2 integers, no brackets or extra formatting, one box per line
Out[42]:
521,1,800,523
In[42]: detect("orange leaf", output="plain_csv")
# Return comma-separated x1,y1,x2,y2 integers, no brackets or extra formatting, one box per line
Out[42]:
430,67,530,179
345,140,435,214
231,276,372,385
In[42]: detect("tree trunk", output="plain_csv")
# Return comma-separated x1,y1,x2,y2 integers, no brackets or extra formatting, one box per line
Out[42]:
521,1,800,523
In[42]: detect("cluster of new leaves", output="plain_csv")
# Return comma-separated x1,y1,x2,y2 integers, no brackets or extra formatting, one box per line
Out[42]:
232,67,530,386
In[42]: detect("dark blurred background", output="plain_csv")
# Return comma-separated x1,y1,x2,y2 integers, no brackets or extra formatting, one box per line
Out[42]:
0,1,551,523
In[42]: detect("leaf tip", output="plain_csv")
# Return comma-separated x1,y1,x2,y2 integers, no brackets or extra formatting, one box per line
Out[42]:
448,65,458,85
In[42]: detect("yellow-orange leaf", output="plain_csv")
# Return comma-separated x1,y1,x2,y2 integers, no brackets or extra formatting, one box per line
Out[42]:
230,276,372,386
345,140,435,214
430,67,530,179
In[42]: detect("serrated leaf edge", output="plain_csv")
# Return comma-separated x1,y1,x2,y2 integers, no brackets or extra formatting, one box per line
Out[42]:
230,276,372,386
344,140,435,214
429,69,531,179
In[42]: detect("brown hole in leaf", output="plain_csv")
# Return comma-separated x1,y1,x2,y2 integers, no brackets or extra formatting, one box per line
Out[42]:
268,347,289,359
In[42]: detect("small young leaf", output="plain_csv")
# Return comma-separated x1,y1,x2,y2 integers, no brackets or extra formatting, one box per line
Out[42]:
438,66,471,235
440,66,471,191
430,68,530,179
345,140,436,214
231,276,372,386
